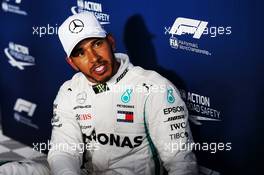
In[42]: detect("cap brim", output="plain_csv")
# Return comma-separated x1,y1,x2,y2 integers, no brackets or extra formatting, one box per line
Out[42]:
67,33,106,57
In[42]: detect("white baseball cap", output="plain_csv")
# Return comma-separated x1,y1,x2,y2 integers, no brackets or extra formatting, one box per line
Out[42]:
58,11,106,57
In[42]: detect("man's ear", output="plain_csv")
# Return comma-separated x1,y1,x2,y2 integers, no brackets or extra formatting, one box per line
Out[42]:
106,34,116,51
66,57,79,71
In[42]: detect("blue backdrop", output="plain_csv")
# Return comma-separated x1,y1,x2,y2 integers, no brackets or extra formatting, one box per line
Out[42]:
0,0,263,174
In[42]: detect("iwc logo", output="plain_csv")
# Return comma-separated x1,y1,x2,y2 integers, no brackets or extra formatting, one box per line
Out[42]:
69,19,84,33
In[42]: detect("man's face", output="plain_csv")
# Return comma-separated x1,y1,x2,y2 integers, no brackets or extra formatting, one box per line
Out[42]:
67,35,118,83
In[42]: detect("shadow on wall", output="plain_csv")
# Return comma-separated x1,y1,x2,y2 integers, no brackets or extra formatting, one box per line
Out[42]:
123,14,187,91
123,14,209,171
123,14,195,173
0,108,2,129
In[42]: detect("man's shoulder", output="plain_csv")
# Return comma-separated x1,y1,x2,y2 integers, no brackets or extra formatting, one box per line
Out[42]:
130,66,170,86
59,72,86,92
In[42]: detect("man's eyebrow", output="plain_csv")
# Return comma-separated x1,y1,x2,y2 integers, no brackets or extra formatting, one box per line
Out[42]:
73,47,83,53
90,38,104,45
77,38,103,49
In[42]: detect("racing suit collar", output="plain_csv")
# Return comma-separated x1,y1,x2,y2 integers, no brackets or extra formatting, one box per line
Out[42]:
107,53,133,85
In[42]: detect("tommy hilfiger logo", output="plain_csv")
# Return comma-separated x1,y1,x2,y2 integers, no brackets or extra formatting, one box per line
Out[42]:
117,111,133,123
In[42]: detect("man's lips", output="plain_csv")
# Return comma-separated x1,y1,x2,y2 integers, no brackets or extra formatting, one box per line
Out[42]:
93,64,107,75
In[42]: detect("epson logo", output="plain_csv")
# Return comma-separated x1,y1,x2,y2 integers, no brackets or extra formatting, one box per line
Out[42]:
163,106,185,115
14,98,37,117
169,17,208,39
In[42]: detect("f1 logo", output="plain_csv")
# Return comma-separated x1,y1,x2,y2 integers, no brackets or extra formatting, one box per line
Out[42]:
14,98,37,117
169,17,208,39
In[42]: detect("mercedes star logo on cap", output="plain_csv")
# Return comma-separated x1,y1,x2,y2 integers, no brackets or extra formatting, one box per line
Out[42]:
69,19,84,34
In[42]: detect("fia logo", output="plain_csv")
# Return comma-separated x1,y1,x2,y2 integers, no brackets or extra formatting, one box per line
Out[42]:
169,36,179,49
167,89,175,104
121,89,132,103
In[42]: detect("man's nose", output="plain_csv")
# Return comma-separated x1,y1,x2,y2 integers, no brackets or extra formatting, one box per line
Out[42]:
86,48,99,63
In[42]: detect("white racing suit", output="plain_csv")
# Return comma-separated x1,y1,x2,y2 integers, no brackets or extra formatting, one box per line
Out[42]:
48,53,198,175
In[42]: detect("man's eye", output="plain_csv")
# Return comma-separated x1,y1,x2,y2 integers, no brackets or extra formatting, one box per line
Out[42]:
94,40,103,48
78,51,85,57
71,49,84,57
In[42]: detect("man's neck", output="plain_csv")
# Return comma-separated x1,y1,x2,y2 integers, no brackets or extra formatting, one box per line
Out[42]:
112,59,121,76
